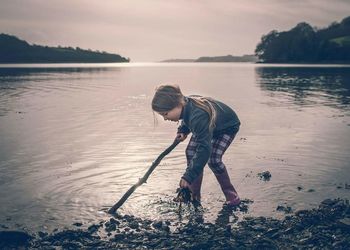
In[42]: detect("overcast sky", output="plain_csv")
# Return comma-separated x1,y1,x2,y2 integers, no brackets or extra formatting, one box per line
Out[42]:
1,0,349,62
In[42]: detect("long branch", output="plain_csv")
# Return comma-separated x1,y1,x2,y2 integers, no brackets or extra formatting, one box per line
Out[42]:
108,139,180,214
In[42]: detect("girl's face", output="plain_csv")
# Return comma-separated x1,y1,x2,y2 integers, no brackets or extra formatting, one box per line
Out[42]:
158,105,182,122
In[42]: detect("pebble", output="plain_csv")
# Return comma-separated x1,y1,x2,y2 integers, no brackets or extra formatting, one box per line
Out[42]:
276,205,293,214
257,171,272,181
337,218,350,229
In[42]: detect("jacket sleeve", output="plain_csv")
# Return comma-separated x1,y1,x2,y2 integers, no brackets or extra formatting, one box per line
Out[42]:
182,112,212,183
177,120,191,135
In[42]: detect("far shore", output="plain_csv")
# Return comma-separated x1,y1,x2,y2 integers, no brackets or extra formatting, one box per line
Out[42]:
0,62,350,71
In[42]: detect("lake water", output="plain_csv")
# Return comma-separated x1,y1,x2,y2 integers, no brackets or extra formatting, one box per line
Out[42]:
0,63,349,233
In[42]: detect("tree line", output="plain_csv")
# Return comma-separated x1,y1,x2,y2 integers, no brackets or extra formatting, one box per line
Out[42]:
255,16,350,63
0,34,129,63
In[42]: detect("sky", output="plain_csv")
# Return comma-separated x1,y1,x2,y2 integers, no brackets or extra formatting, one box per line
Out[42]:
1,0,349,62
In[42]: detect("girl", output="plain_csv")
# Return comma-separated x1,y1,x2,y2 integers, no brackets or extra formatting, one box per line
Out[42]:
152,84,241,206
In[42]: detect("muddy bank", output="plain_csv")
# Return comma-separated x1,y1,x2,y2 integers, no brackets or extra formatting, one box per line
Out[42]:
1,198,350,249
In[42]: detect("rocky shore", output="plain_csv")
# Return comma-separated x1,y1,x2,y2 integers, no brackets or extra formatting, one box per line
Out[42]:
1,198,349,249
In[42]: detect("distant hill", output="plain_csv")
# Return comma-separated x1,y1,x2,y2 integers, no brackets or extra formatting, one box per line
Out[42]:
196,54,258,62
255,16,350,63
161,59,196,63
161,54,258,63
0,34,130,63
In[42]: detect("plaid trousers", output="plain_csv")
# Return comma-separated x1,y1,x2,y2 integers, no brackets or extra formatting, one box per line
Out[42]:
185,132,237,175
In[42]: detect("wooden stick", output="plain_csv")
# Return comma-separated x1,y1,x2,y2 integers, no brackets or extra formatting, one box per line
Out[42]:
108,139,181,214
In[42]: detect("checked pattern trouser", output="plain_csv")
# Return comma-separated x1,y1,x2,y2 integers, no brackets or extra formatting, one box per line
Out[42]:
185,132,240,205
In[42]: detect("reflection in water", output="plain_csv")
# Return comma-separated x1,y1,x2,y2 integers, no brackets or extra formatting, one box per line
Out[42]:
255,67,350,111
0,67,111,76
0,67,120,117
0,67,117,92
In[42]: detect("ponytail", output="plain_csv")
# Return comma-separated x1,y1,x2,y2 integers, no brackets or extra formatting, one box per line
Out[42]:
189,96,217,130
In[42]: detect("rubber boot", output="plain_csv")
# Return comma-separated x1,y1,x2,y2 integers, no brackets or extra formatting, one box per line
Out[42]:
214,168,240,206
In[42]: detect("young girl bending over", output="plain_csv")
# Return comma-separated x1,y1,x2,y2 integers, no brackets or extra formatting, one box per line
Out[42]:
152,84,241,206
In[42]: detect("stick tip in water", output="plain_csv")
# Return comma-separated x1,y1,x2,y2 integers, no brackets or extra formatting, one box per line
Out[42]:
107,208,116,214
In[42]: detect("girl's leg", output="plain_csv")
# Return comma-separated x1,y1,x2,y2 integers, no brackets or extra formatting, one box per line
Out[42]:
208,133,240,206
185,135,203,201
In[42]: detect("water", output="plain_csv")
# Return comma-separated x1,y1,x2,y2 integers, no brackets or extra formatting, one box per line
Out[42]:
0,63,349,233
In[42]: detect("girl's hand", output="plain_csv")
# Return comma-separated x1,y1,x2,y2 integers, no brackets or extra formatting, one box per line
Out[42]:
176,133,187,142
179,178,190,189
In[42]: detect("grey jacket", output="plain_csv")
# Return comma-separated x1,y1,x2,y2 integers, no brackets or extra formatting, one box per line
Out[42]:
178,96,240,183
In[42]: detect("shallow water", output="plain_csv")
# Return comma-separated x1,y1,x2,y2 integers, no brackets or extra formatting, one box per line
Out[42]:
0,63,349,232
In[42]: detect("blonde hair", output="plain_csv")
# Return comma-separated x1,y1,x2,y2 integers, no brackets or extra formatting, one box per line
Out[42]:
152,84,217,130
190,96,217,130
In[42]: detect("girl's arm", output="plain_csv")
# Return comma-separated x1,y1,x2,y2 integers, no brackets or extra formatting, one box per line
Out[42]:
182,112,212,184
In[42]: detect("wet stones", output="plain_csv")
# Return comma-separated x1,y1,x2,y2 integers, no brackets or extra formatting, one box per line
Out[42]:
129,221,139,229
87,224,100,234
9,198,350,249
0,230,33,248
30,229,99,249
253,238,279,250
152,221,170,232
109,217,120,225
337,218,350,230
336,183,350,189
151,221,162,230
103,217,122,233
37,231,48,238
263,228,280,239
104,221,117,232
276,205,293,214
320,199,334,207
